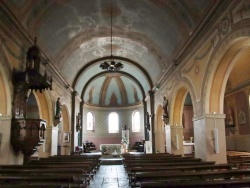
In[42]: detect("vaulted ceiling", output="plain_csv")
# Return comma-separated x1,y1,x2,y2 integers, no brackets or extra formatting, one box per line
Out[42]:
3,0,219,107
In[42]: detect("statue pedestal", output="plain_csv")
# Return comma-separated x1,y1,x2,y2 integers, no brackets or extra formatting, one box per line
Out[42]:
162,115,169,125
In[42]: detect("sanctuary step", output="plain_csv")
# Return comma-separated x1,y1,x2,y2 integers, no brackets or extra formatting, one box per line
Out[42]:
100,157,123,165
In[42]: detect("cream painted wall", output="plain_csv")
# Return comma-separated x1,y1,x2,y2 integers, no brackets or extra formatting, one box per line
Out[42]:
82,105,144,150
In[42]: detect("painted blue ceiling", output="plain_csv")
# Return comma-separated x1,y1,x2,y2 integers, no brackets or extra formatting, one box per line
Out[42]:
4,0,217,108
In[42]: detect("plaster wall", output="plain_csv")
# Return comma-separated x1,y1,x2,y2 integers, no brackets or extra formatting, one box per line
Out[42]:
226,135,250,152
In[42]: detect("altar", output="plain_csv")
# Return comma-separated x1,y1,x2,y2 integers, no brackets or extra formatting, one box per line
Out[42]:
100,144,121,155
183,142,194,154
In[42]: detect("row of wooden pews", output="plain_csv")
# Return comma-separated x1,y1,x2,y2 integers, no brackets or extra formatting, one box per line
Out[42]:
123,153,250,188
227,151,250,168
0,154,101,188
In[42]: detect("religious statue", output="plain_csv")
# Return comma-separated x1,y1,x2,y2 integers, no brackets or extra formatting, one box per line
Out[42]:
123,125,128,130
76,113,81,132
163,96,169,117
55,97,62,118
40,123,46,139
146,112,150,131
144,112,151,141
162,96,169,124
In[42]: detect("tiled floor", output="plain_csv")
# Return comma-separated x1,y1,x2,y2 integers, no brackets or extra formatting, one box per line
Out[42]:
88,164,129,188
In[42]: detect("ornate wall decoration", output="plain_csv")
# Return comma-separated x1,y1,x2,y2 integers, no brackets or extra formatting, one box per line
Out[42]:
181,34,218,102
232,0,250,24
219,13,231,38
238,110,246,125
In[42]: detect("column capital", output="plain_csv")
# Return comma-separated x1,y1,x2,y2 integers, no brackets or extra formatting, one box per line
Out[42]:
193,113,225,121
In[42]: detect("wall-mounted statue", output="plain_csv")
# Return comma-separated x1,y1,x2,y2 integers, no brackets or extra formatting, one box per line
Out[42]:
55,97,62,119
76,113,82,132
162,96,169,124
163,96,169,117
146,112,151,131
145,112,151,141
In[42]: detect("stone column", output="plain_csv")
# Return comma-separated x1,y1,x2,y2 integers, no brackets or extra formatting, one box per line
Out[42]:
165,125,183,155
144,91,155,152
193,113,227,164
71,91,77,154
46,126,59,156
79,101,84,146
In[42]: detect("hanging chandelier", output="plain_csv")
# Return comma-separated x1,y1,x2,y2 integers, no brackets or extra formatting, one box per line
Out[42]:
100,1,123,71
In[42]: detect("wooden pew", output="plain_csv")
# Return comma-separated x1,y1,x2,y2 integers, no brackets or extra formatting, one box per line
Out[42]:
128,163,232,175
227,151,250,165
124,161,216,172
28,160,96,173
0,164,92,184
0,185,63,188
131,169,250,187
0,174,83,188
47,154,101,163
128,164,232,184
140,178,250,188
122,153,182,159
123,157,201,164
0,154,102,187
38,156,101,172
123,153,179,156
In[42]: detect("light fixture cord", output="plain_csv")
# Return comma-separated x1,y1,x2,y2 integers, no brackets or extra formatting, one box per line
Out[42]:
110,0,113,58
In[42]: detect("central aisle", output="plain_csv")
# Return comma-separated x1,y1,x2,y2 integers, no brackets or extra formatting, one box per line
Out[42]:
88,164,129,188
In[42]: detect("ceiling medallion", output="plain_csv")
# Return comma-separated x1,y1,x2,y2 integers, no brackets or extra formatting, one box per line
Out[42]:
100,0,123,71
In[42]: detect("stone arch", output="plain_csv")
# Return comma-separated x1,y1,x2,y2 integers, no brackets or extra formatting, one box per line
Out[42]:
0,54,12,116
173,87,187,126
0,68,8,115
33,91,53,126
171,83,195,126
0,48,15,164
31,91,53,157
155,105,165,153
60,105,71,155
208,38,250,113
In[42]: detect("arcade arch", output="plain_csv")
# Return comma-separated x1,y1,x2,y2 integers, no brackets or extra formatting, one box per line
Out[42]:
208,38,250,114
0,60,11,116
208,38,250,152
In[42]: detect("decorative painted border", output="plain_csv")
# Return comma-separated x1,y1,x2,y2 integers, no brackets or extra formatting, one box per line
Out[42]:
0,115,11,121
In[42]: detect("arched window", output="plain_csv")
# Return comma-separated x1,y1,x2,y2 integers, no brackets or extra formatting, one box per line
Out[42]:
87,112,94,131
132,111,140,132
109,112,119,133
